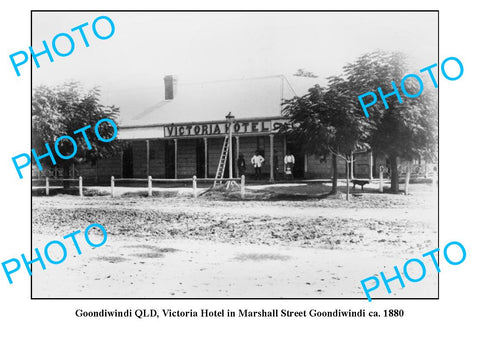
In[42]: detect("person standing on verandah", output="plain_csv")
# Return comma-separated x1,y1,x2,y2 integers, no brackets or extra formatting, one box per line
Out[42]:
251,150,265,180
284,151,295,180
237,153,246,178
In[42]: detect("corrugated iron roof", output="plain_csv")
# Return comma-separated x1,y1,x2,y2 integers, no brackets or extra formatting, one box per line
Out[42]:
120,75,318,127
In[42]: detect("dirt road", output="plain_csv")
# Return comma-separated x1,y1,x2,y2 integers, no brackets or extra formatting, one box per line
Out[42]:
32,185,438,298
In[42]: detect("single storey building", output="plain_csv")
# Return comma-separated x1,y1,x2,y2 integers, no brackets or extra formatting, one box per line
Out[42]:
42,75,379,182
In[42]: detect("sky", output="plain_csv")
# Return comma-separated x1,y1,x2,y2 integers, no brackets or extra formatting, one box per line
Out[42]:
31,11,438,121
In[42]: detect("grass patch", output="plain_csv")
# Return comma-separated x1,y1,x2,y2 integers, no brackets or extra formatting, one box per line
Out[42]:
120,191,179,198
32,188,109,197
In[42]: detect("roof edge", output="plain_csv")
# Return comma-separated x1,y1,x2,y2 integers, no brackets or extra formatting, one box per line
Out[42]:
120,115,285,129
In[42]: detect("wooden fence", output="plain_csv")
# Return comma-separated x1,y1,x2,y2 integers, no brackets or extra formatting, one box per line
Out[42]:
32,176,246,199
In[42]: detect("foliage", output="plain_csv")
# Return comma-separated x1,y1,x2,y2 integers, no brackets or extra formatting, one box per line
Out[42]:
343,51,437,158
343,51,438,192
282,50,438,194
293,68,318,78
282,78,369,195
32,82,121,174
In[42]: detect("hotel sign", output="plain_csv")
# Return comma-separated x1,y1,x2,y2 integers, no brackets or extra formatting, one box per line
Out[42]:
164,119,287,138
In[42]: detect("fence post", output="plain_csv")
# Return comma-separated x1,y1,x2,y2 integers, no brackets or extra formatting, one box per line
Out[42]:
379,170,384,193
79,176,83,197
405,165,411,195
148,175,152,197
241,175,245,199
192,175,197,198
45,177,49,196
111,176,115,198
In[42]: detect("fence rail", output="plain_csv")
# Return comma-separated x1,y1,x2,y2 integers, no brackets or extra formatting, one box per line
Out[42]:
33,178,79,182
32,176,84,197
32,175,245,199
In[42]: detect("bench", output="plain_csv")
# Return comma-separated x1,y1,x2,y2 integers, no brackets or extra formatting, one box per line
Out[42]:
352,179,370,191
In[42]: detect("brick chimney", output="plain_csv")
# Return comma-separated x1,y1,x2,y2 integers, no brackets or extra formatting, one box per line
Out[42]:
164,75,177,100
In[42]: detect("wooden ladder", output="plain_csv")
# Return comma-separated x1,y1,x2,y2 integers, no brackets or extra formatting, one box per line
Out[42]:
214,135,230,187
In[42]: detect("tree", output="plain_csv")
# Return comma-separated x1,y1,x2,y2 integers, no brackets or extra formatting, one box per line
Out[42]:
280,86,331,186
343,51,438,193
293,68,319,78
322,76,370,198
281,77,369,197
282,51,437,195
32,82,120,184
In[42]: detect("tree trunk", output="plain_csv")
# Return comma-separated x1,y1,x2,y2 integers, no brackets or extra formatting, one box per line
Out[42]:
390,155,399,193
346,158,350,201
330,154,338,194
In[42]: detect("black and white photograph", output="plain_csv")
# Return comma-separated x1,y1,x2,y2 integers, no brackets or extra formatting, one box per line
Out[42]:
4,0,480,338
29,11,439,299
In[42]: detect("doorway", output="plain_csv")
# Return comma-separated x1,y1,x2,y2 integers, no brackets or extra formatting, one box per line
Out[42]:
196,139,206,178
165,140,175,178
286,139,304,179
122,143,133,178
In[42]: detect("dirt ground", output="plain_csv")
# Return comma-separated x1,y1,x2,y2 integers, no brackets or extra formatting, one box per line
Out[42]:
32,182,438,299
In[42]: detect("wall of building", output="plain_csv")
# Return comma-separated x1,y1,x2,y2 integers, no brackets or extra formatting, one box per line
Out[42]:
77,155,122,184
353,152,371,178
203,135,288,179
126,139,170,178
177,138,198,177
149,139,166,177
207,137,223,178
45,136,383,183
237,135,279,179
305,154,332,179
241,136,267,176
132,140,148,178
305,151,373,179
273,135,285,176
75,162,98,181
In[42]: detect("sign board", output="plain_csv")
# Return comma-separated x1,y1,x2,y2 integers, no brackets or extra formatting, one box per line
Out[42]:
164,119,288,138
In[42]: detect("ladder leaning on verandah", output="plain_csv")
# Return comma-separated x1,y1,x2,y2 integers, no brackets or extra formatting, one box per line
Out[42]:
213,135,230,187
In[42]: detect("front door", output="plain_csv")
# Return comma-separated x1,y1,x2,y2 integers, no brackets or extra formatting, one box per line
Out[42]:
196,139,206,178
286,140,304,179
122,143,133,178
165,140,175,178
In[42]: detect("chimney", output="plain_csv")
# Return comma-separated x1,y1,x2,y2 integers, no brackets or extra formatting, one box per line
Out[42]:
164,75,177,100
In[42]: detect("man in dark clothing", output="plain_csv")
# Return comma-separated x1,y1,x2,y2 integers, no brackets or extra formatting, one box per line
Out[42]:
273,150,279,180
237,153,246,177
